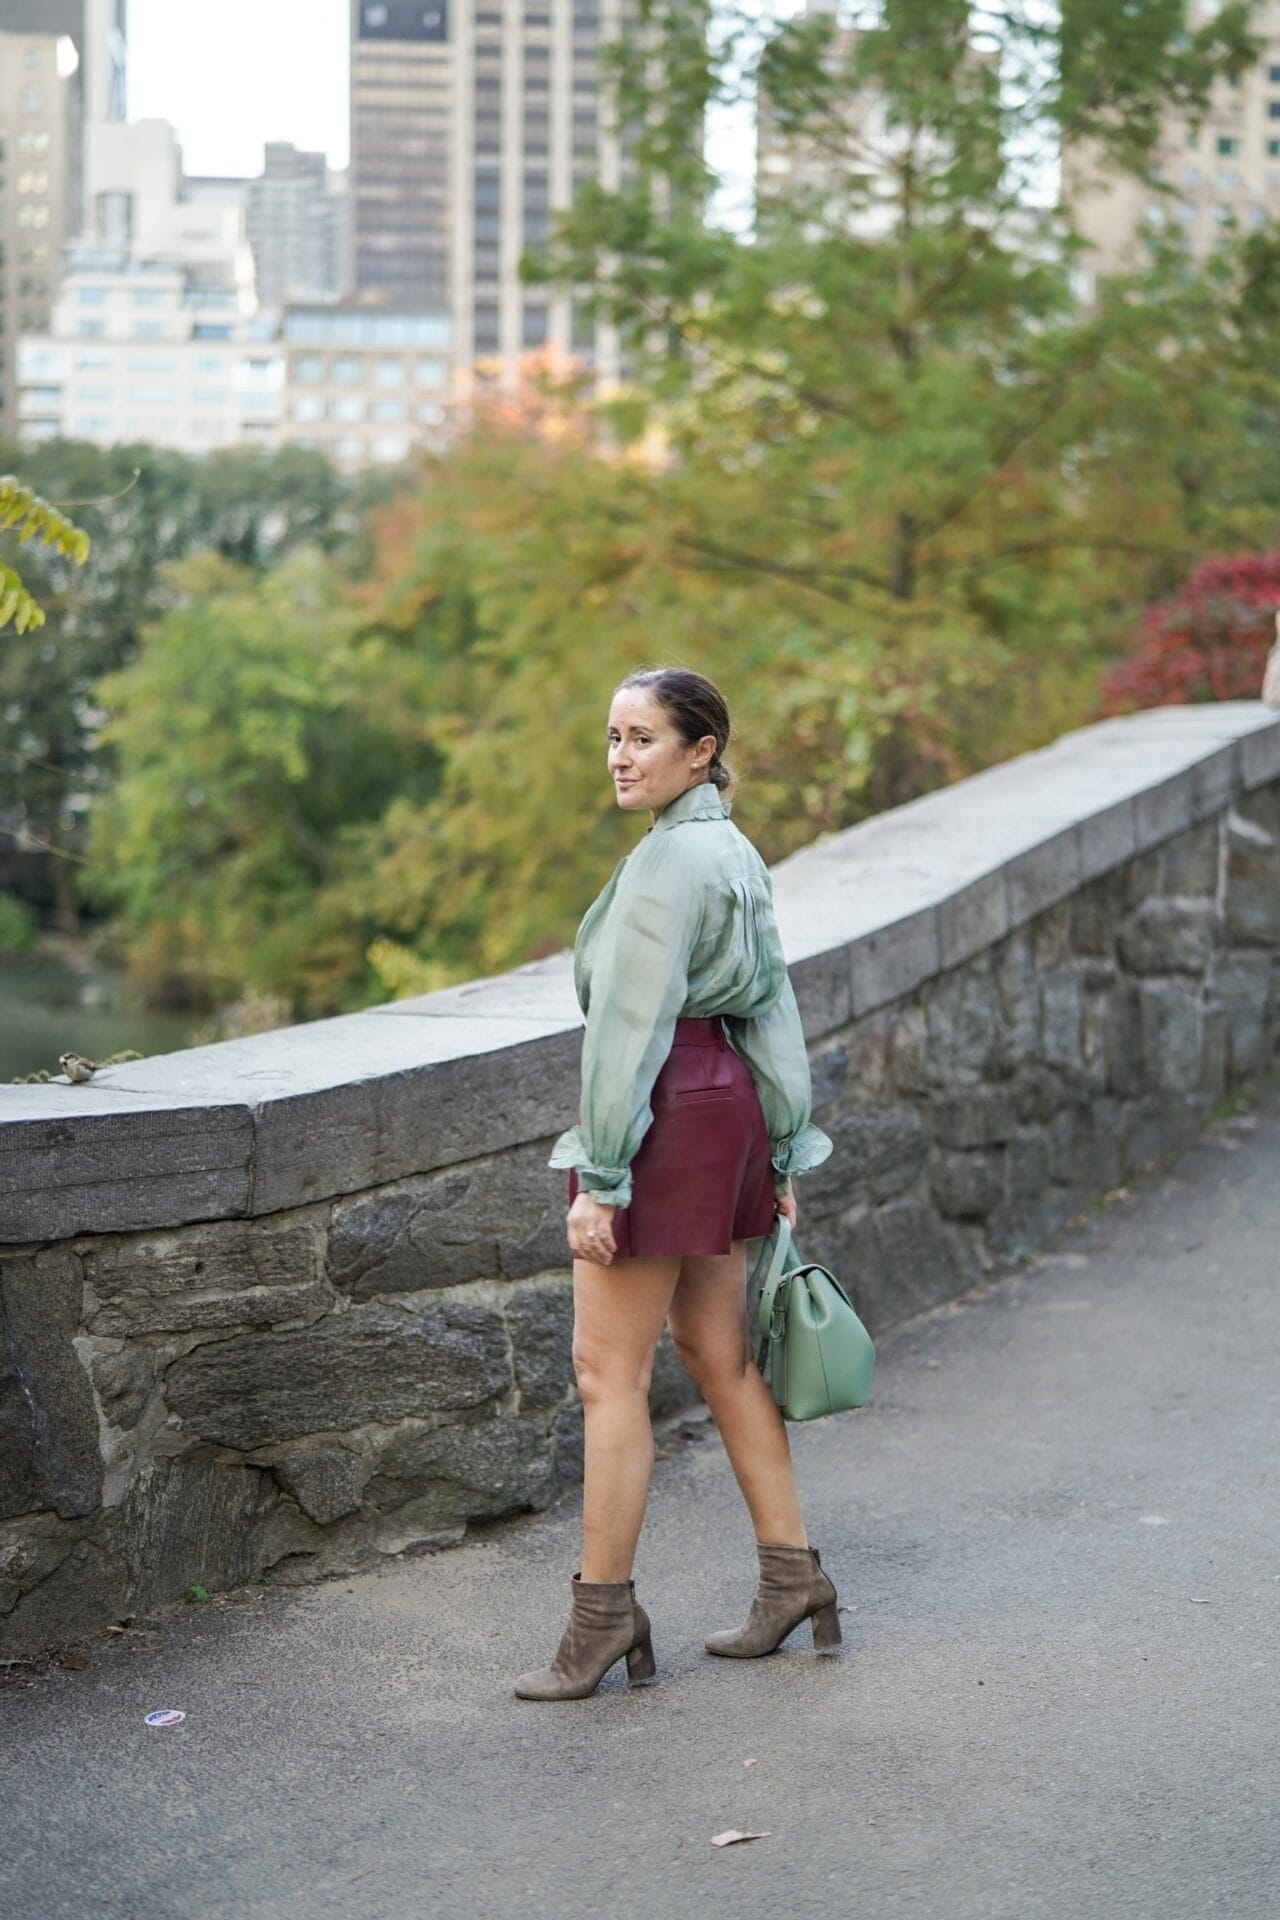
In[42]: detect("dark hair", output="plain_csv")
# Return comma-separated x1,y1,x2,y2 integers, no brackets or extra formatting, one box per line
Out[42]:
615,666,734,792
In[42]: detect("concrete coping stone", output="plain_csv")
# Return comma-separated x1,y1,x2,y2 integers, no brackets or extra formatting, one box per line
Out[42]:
2,704,1277,1242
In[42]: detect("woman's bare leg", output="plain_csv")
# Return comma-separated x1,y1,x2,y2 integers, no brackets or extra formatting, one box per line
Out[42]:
667,1240,808,1547
573,1253,682,1583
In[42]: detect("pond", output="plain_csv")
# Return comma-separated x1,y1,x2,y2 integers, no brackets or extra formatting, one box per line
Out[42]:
0,947,200,1084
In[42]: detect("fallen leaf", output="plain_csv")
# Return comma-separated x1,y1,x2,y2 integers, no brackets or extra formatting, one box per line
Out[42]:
1188,1596,1213,1604
710,1830,769,1848
742,1758,757,1768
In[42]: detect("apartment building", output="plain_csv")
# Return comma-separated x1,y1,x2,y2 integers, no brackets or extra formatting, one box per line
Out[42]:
1066,1,1280,275
15,245,282,452
349,0,624,382
247,143,348,308
0,30,81,438
281,303,451,470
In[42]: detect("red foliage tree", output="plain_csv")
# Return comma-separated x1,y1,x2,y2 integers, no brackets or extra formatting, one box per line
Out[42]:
1102,552,1280,711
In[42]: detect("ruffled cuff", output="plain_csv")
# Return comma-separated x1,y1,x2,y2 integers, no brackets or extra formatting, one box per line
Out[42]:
770,1120,833,1192
548,1127,632,1209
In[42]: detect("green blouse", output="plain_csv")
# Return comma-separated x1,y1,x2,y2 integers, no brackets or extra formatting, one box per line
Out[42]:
549,780,833,1209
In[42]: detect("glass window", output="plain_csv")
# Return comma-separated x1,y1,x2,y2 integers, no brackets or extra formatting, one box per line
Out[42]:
1215,135,1240,153
333,355,363,384
76,355,111,372
17,205,50,228
373,398,406,422
416,400,444,425
293,355,326,384
76,384,112,402
372,435,410,463
132,287,168,308
330,395,366,423
335,436,364,463
375,358,404,387
1270,139,1280,158
192,388,229,406
1270,103,1280,120
26,386,63,408
134,321,166,339
20,85,44,112
415,358,446,388
291,395,324,423
1271,65,1280,82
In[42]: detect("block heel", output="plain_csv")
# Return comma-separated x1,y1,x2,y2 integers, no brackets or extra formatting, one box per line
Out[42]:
811,1600,842,1649
626,1630,657,1683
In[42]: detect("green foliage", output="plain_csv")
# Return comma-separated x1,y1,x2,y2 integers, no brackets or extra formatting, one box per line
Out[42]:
0,474,91,634
89,547,442,1013
27,3,1280,1011
0,440,385,928
0,891,37,956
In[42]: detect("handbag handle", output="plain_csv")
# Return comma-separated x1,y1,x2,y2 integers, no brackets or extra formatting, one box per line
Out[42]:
752,1213,795,1374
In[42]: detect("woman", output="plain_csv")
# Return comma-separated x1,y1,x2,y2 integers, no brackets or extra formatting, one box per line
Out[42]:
514,666,836,1703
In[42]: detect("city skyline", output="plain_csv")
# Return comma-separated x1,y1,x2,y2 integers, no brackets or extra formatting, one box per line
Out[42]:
123,0,768,204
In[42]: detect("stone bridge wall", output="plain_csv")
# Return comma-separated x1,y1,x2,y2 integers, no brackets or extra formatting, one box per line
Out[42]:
2,705,1279,1656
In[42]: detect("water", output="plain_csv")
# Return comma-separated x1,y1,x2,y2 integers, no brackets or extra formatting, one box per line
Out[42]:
0,948,198,1083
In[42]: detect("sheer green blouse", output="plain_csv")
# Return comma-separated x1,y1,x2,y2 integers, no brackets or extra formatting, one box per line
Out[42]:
549,780,832,1209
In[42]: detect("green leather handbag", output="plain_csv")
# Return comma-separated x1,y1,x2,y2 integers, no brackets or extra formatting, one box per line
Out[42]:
753,1215,876,1421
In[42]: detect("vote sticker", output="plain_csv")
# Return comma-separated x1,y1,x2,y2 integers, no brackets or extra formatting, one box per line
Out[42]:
143,1709,186,1728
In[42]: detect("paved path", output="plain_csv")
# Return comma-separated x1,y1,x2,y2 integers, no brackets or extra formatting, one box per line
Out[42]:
3,1099,1278,1920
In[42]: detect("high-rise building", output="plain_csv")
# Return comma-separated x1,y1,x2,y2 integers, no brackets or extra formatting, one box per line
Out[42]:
0,1,126,129
1066,0,1280,279
349,0,624,380
247,143,347,308
0,30,81,438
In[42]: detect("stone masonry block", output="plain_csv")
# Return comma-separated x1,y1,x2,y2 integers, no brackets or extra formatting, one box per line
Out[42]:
1213,952,1274,1078
362,1414,556,1529
1118,899,1218,977
84,1220,327,1337
1137,981,1204,1096
1040,972,1086,1075
0,1252,100,1523
936,873,1009,971
930,1087,1018,1149
1224,810,1280,947
165,1298,513,1450
1158,821,1220,898
1006,828,1082,927
850,907,941,1017
268,1446,365,1525
925,967,1001,1088
1241,721,1280,791
930,1150,1004,1221
328,1141,566,1302
504,1282,574,1413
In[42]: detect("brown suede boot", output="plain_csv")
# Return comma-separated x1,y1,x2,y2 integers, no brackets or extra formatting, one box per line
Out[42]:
704,1543,841,1658
514,1574,657,1701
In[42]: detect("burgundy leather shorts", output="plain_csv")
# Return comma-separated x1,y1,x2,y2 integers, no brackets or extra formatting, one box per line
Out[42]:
567,1016,779,1259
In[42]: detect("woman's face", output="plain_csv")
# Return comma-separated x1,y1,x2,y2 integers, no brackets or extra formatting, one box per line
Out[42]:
606,688,716,816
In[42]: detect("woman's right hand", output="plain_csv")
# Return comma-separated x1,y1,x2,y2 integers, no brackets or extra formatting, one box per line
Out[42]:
568,1193,619,1265
775,1186,798,1230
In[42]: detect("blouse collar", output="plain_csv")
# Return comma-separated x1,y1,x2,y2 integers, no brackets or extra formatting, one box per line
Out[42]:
652,780,729,832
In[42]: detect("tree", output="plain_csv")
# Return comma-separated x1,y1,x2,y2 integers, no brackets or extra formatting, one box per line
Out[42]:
0,441,383,928
88,547,442,1013
522,1,1272,774
1103,551,1280,710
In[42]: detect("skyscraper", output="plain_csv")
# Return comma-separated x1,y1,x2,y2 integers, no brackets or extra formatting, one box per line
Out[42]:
0,28,81,437
0,1,126,125
247,143,347,309
349,0,624,380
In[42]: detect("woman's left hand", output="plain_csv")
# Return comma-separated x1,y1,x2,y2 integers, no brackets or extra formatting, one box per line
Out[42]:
568,1193,619,1265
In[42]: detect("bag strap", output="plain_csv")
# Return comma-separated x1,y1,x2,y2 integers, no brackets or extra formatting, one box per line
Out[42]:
753,1214,794,1374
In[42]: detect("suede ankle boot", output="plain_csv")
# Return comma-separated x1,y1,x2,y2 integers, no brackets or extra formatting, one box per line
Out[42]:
514,1573,657,1701
704,1542,841,1658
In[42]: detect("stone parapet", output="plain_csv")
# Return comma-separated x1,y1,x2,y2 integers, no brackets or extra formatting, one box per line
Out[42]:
2,704,1278,1655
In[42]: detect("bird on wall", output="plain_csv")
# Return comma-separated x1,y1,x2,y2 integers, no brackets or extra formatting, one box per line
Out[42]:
59,1052,99,1083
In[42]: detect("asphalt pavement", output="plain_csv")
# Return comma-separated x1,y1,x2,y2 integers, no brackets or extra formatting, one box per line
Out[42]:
2,1096,1278,1920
